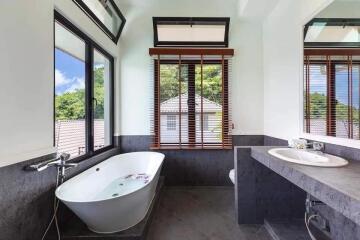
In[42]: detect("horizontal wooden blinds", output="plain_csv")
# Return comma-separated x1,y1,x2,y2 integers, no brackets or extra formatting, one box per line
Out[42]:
149,48,234,149
304,49,360,140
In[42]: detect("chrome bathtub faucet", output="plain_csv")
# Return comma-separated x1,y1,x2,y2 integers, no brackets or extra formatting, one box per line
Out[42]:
56,153,78,182
26,152,78,176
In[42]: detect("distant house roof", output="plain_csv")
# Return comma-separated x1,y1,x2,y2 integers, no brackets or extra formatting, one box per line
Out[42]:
160,93,222,113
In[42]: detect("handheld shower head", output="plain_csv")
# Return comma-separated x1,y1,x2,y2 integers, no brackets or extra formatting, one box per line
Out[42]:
59,153,71,161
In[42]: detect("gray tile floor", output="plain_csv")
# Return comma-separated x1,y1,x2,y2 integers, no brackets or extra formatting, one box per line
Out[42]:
147,187,272,240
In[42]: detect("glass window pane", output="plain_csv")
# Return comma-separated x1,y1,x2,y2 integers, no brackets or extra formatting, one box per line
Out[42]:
353,65,360,140
305,25,360,43
154,18,229,47
157,24,226,42
159,64,188,144
335,64,350,138
81,0,124,38
304,64,327,136
195,64,223,143
93,49,112,150
55,22,86,159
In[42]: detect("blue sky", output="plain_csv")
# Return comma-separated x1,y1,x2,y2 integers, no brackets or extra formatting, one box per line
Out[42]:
55,49,85,95
310,67,360,108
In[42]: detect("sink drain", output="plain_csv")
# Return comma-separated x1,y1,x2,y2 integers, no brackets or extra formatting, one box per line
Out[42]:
112,193,119,197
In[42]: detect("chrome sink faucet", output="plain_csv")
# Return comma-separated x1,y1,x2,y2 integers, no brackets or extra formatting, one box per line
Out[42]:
307,141,325,152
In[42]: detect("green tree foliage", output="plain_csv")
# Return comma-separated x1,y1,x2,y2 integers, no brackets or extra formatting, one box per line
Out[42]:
55,67,105,120
159,64,222,105
195,65,222,105
160,65,188,102
306,92,359,122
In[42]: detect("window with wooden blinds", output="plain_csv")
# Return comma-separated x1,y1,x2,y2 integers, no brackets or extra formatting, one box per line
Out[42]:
149,48,234,149
304,49,360,140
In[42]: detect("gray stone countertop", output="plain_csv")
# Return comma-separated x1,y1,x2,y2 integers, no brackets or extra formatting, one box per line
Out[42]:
250,146,360,226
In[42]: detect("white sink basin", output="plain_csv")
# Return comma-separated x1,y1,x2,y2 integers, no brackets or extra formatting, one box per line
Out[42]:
268,148,348,167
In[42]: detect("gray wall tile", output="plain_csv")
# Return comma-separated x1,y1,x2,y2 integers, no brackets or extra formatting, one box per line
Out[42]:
0,149,120,240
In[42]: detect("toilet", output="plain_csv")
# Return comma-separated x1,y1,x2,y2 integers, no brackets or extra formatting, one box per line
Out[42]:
229,169,235,184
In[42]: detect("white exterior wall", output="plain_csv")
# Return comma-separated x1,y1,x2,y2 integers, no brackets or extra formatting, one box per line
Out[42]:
160,113,221,143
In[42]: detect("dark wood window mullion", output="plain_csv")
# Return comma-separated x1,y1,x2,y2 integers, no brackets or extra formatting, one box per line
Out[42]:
221,55,225,149
178,55,182,147
188,64,196,146
85,42,94,153
305,56,311,133
154,57,161,147
223,59,229,146
327,59,336,137
350,56,353,138
200,55,204,147
348,55,353,138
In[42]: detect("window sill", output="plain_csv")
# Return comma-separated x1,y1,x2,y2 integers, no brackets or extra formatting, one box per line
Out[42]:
300,133,360,149
68,145,117,163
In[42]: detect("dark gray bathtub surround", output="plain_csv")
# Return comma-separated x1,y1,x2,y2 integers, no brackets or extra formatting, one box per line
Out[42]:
251,146,360,240
0,148,120,240
0,153,57,240
234,147,306,224
117,135,264,186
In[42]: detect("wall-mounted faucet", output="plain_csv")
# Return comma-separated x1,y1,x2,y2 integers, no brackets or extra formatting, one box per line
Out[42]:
26,152,78,176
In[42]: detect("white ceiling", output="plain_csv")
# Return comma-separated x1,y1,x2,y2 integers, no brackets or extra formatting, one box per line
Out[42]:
114,0,155,7
238,0,279,20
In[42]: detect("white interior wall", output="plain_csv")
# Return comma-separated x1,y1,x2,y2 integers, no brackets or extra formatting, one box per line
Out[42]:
263,0,360,148
316,0,360,18
0,0,120,167
5,0,357,167
262,0,333,141
117,0,264,136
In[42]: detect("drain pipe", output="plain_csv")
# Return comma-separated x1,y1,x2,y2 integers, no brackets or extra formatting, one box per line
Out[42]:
305,193,326,240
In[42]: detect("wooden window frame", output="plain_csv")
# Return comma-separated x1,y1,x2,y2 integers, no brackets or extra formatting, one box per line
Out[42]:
150,48,233,149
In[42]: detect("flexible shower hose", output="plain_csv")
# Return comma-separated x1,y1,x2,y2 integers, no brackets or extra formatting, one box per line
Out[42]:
41,167,63,240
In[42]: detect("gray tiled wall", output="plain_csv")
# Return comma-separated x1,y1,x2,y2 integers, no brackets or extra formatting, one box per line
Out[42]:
118,135,264,186
1,134,359,239
0,148,120,240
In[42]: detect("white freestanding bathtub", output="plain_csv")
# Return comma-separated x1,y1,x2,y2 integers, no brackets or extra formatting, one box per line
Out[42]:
55,152,164,233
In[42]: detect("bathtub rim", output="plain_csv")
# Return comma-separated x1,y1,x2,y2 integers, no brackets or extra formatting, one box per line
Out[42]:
55,151,164,204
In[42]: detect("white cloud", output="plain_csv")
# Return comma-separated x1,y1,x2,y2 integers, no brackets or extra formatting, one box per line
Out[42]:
55,69,70,87
55,69,85,93
66,77,85,92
